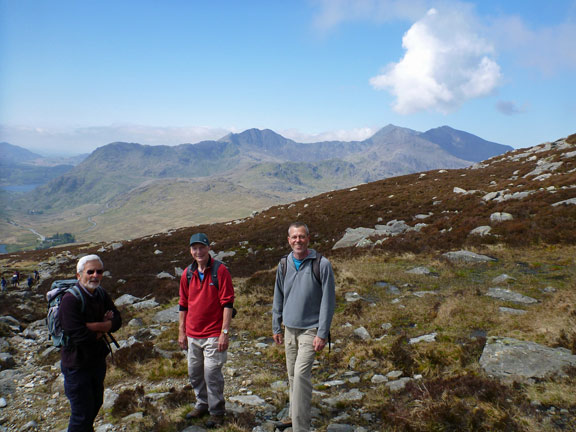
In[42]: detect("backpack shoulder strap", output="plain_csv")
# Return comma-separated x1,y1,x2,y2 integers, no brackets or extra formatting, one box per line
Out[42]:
211,259,221,291
68,284,86,313
312,253,322,284
186,261,198,286
280,255,288,281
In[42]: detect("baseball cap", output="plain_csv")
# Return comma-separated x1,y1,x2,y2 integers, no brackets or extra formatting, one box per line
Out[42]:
189,233,210,246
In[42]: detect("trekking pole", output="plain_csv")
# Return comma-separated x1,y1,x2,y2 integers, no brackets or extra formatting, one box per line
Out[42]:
106,332,120,348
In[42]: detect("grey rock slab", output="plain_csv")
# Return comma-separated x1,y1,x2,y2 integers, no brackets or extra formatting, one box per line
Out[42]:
385,377,412,392
131,299,159,310
480,337,576,380
229,394,272,408
470,226,492,236
492,274,516,284
332,227,378,249
354,327,371,341
486,288,538,304
499,307,527,315
409,333,437,344
156,271,175,280
345,292,362,302
443,250,497,263
406,266,432,275
490,212,514,222
552,197,576,207
153,304,179,323
323,388,364,406
114,294,141,306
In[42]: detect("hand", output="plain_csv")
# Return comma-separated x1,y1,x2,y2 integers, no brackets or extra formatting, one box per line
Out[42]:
273,333,283,345
103,310,114,321
178,331,188,351
313,336,327,352
218,332,229,352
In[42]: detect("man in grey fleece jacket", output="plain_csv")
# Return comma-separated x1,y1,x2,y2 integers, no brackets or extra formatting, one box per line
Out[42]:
272,222,336,432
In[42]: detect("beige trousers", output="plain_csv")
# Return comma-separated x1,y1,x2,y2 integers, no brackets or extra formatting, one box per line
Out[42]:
284,327,317,432
187,336,227,415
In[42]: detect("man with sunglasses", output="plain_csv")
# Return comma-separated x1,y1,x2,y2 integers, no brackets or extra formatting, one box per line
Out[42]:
59,254,122,431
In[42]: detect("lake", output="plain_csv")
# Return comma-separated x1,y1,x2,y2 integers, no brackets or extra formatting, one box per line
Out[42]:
1,184,40,193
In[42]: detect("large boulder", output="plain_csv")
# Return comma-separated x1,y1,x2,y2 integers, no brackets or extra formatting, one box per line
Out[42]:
480,337,576,381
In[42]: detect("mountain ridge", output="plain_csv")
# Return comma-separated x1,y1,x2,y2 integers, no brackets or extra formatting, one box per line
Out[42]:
2,124,513,250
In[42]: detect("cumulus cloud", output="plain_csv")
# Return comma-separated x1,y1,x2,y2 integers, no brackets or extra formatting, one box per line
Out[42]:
496,100,525,116
369,7,501,114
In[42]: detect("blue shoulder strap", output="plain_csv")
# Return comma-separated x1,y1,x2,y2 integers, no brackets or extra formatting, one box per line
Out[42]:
68,284,86,313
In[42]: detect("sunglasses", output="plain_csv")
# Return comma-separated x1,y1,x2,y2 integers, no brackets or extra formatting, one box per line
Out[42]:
86,269,104,275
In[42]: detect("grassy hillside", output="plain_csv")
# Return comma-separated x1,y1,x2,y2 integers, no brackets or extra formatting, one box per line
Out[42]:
0,134,575,431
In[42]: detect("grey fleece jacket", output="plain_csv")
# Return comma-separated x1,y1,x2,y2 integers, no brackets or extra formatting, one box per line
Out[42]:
272,249,336,340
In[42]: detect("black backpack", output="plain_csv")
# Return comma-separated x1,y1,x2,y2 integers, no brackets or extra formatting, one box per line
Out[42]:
186,259,237,318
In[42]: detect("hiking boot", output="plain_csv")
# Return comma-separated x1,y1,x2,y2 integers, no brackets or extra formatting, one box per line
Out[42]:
185,406,209,419
205,414,226,428
277,418,292,430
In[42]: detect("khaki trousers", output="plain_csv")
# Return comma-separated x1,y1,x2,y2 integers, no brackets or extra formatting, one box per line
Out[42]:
284,327,317,432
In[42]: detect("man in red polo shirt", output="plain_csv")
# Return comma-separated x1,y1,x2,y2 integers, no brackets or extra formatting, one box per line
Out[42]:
178,233,235,428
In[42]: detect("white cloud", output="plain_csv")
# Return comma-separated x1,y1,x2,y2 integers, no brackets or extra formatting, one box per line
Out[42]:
369,7,501,114
0,124,232,156
490,16,576,75
312,0,429,31
280,127,377,143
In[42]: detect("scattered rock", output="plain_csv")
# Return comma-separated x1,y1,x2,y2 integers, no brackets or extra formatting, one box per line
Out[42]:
345,292,362,302
470,226,492,236
114,294,142,306
409,333,437,344
131,299,160,310
552,197,576,207
153,304,179,323
443,250,497,264
385,377,412,392
492,274,516,284
156,271,175,280
406,266,432,275
486,288,538,304
490,212,514,222
354,327,371,341
499,307,527,315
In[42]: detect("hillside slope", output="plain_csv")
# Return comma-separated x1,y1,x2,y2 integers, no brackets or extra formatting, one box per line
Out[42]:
1,133,575,432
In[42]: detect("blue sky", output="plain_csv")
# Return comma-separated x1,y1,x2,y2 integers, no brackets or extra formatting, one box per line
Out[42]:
1,0,575,155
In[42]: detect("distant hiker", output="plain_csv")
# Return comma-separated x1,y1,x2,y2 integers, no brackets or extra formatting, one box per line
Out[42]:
60,254,122,432
27,275,33,289
34,269,40,282
1,276,6,292
179,232,235,428
11,273,18,287
272,222,336,432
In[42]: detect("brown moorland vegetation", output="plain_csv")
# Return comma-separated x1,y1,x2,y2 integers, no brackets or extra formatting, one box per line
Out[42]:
1,134,575,431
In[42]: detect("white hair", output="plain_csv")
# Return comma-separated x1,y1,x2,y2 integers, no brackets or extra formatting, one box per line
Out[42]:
76,254,104,273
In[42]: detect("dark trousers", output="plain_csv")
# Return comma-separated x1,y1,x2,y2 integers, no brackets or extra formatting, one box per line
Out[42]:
62,359,107,432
